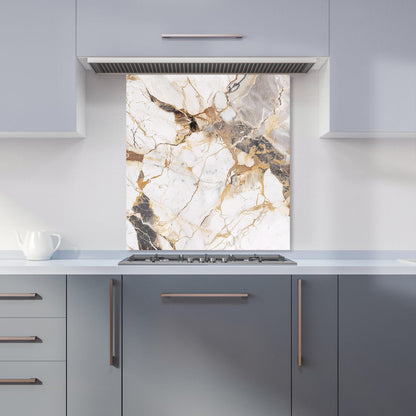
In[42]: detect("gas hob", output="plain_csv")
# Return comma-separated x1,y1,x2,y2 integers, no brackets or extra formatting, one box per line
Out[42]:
119,253,296,265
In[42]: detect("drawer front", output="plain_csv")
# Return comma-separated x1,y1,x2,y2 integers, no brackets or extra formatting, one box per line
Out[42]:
0,318,65,361
0,275,65,317
0,362,65,416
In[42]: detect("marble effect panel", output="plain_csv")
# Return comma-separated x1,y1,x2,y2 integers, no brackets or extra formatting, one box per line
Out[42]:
126,74,290,250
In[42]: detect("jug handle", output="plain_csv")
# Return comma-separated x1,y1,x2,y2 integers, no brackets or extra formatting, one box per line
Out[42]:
15,231,23,248
51,234,61,252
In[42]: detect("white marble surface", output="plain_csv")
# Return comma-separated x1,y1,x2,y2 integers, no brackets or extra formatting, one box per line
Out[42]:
126,74,290,250
0,258,414,275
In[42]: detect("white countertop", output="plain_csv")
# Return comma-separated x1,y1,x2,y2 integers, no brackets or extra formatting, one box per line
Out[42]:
0,257,414,275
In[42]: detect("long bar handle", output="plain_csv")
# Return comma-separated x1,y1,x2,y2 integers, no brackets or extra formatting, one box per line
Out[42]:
161,293,248,298
109,279,115,366
162,34,243,39
298,279,303,367
0,336,38,342
0,378,39,385
0,293,38,299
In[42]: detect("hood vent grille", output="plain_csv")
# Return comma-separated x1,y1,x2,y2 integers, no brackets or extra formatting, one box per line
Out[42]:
89,61,314,74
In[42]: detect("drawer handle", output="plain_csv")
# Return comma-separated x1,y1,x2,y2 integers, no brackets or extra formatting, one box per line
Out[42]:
162,34,243,39
0,336,39,343
161,293,248,298
110,279,116,367
297,279,303,367
0,293,39,299
0,378,40,385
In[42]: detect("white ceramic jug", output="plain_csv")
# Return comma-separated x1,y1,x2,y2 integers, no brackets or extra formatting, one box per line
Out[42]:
16,230,61,260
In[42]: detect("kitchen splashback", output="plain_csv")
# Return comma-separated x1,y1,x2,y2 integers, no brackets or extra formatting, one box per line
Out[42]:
126,74,290,250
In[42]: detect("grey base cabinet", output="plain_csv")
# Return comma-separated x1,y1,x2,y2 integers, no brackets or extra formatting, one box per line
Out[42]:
124,275,291,416
292,276,338,416
339,275,416,416
67,275,121,416
0,275,66,416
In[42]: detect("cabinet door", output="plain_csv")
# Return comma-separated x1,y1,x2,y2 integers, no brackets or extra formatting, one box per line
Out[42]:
339,275,416,416
329,0,416,136
0,0,83,138
292,276,337,416
67,275,121,416
77,0,328,57
124,275,291,416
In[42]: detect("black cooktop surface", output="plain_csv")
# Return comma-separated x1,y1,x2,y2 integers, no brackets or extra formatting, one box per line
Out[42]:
119,253,296,265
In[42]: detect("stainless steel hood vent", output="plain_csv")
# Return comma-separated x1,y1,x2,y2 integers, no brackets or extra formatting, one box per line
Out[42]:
87,57,317,74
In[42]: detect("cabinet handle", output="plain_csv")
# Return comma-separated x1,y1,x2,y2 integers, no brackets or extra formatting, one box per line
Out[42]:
0,336,39,343
297,279,303,367
0,293,38,299
109,279,115,367
161,293,248,298
0,378,40,385
162,34,243,39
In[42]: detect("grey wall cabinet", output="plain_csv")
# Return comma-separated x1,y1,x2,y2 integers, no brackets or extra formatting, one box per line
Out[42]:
326,0,416,138
292,276,338,416
67,275,121,416
77,0,329,57
123,275,291,416
0,0,84,139
339,275,416,416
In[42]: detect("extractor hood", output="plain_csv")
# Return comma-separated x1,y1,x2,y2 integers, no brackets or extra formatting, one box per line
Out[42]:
87,57,321,74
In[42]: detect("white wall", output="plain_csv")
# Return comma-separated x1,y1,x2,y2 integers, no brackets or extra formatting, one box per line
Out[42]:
0,70,415,250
